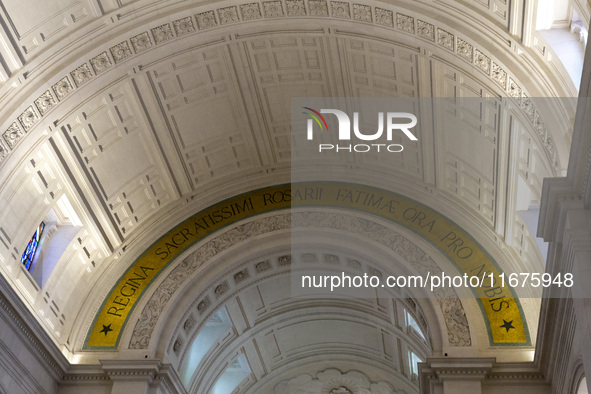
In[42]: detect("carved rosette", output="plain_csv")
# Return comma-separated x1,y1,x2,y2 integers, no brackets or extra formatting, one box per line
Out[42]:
396,13,414,33
286,0,307,16
522,96,535,121
183,315,195,331
475,50,491,74
34,90,57,116
437,28,454,51
256,260,272,272
331,1,351,18
492,62,508,89
131,32,152,53
240,3,262,20
52,76,74,101
234,269,250,283
457,38,473,62
18,106,39,131
196,11,218,29
218,6,240,24
151,24,174,44
173,17,196,36
70,63,93,87
509,78,522,99
375,7,393,26
173,336,183,353
352,4,371,22
110,41,133,64
416,19,435,41
197,298,210,315
90,52,113,74
263,1,284,17
3,122,24,149
214,281,229,297
309,0,329,16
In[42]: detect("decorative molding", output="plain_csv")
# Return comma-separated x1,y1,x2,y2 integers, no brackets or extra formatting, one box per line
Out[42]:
240,3,263,20
0,275,68,381
331,1,351,18
474,49,491,74
309,0,329,16
110,41,133,63
218,6,240,24
196,11,218,29
457,38,473,62
0,141,7,164
491,62,507,88
90,52,113,74
34,90,57,116
3,122,24,149
173,17,196,36
151,23,174,44
274,368,407,394
52,76,74,101
437,28,454,51
420,358,547,393
263,1,285,17
130,32,153,53
396,13,414,33
61,362,187,393
286,0,307,16
70,63,93,87
416,19,434,41
17,105,39,132
353,4,371,21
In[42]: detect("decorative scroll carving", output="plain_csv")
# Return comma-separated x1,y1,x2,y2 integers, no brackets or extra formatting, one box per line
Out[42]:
274,369,407,394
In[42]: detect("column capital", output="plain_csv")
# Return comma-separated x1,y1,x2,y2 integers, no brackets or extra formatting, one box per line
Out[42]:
419,358,547,394
100,359,162,383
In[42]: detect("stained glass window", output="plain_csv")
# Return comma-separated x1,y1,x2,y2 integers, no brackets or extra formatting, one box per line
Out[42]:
20,222,45,271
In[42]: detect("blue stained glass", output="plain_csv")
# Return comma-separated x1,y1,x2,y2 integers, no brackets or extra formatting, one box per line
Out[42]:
20,222,45,271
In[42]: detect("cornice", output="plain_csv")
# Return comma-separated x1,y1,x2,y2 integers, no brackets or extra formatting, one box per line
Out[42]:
61,360,187,393
61,364,111,383
0,273,68,381
420,357,547,393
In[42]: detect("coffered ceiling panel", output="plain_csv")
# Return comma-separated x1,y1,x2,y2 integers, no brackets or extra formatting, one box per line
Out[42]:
146,45,260,188
62,80,174,238
0,0,99,59
243,35,335,163
343,38,419,97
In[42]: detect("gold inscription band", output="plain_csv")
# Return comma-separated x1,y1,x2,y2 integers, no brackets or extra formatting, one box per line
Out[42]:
85,182,528,348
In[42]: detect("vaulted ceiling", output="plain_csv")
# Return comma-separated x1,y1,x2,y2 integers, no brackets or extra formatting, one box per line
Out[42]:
0,0,583,392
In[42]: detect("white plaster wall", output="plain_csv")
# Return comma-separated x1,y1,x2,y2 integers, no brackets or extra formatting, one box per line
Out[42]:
0,312,58,394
